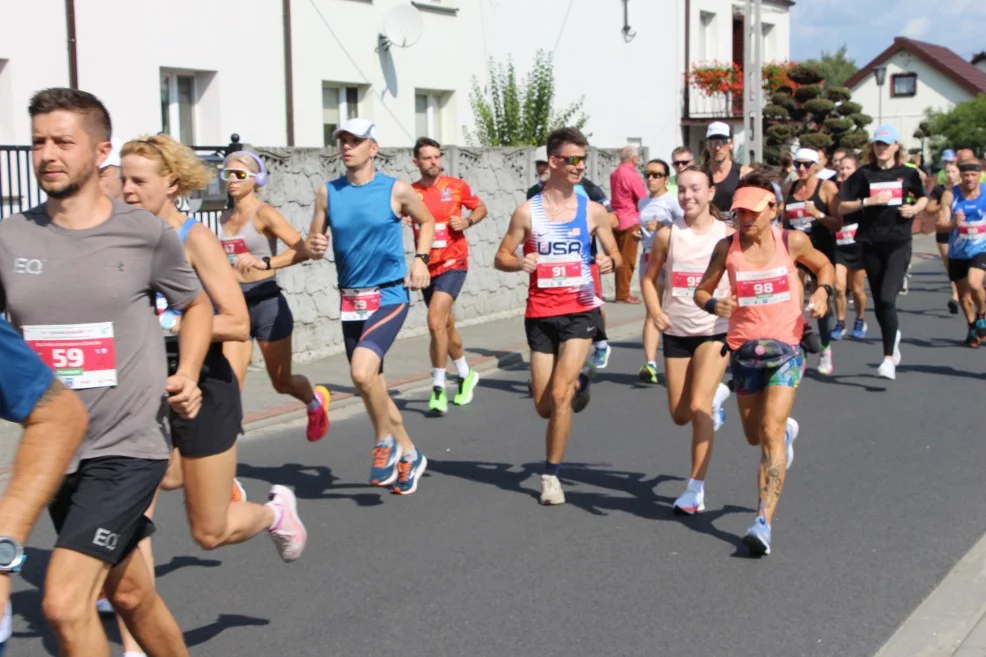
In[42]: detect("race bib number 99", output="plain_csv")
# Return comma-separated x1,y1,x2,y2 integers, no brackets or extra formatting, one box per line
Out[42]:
670,266,704,299
23,322,118,389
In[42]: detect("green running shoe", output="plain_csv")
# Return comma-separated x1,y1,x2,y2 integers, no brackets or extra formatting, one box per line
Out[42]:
452,370,480,406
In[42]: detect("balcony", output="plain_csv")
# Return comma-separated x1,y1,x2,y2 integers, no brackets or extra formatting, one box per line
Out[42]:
681,71,744,124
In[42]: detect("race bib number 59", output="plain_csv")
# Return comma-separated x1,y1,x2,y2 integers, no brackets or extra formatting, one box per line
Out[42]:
23,322,117,389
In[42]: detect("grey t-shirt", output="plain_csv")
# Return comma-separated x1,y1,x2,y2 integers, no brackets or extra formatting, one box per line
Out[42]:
0,199,201,472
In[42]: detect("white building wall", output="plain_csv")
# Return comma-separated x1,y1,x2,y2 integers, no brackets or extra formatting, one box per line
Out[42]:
291,0,487,149
74,0,286,146
850,51,973,150
487,0,684,160
0,0,69,143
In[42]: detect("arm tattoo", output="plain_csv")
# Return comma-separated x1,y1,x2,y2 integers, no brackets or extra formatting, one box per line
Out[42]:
32,378,66,411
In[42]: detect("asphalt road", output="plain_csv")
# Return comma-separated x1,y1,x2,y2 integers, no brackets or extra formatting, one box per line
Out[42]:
10,261,986,657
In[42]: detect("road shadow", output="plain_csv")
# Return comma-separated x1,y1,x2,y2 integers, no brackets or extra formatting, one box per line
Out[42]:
185,613,270,648
11,547,56,654
803,370,888,392
155,555,222,579
476,375,532,397
594,370,655,389
900,336,966,348
236,462,383,506
897,363,986,381
427,459,751,551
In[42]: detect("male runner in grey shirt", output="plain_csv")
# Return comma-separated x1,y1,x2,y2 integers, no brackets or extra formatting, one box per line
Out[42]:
0,87,212,657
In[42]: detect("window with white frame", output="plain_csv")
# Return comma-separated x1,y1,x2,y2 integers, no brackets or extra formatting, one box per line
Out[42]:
698,11,716,61
160,71,197,145
415,90,447,141
323,84,362,147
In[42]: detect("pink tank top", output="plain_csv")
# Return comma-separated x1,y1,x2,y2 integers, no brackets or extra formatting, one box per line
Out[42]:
725,226,805,350
662,218,730,337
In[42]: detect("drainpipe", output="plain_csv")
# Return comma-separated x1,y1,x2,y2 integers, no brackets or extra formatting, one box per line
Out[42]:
282,0,295,146
65,0,78,89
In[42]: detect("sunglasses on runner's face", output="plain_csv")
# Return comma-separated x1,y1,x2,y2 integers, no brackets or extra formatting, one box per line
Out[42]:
554,155,587,166
646,171,667,179
793,161,814,169
220,168,257,182
672,160,692,167
707,139,729,148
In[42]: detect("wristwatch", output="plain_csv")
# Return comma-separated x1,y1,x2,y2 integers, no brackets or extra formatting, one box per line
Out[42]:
415,253,431,264
819,284,834,298
466,218,474,228
262,256,272,270
0,537,26,573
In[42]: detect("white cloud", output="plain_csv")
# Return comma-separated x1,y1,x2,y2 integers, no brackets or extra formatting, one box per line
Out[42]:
901,16,930,38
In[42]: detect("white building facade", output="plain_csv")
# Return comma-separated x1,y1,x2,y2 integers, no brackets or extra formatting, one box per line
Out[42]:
845,38,986,153
0,0,790,160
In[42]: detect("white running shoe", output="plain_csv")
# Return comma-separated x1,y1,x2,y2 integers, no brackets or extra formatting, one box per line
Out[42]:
892,330,902,366
785,418,799,470
817,347,834,375
540,474,566,505
672,488,705,515
877,359,896,380
267,485,307,562
712,382,730,432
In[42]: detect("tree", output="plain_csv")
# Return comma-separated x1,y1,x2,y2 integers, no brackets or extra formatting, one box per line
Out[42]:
762,62,871,165
802,45,859,89
924,94,986,157
467,50,588,146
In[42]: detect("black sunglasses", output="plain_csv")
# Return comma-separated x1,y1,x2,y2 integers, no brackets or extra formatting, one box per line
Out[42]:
672,160,693,167
552,154,587,166
793,161,814,169
646,172,667,179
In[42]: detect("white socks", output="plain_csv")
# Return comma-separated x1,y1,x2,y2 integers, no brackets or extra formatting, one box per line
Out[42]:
453,356,470,378
432,368,447,387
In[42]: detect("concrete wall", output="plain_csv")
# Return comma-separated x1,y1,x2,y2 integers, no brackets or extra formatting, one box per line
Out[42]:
255,145,627,362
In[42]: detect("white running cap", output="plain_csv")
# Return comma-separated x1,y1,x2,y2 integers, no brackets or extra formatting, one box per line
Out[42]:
706,122,731,139
332,118,379,143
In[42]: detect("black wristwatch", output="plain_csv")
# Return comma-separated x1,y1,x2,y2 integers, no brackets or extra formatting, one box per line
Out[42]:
466,218,474,228
819,284,834,298
415,253,431,264
262,256,272,271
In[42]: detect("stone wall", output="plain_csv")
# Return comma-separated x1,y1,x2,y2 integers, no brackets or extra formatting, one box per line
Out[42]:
253,145,640,362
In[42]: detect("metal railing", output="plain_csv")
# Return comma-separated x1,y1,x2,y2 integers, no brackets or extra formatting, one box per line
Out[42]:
0,134,242,232
682,72,744,120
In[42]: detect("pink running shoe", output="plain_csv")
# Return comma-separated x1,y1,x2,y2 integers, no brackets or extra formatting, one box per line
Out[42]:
306,385,331,442
267,485,307,562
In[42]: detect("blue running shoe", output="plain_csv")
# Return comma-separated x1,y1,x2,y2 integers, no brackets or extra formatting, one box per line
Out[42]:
850,318,867,340
369,439,402,487
589,343,611,369
830,321,846,341
742,516,772,556
392,450,428,495
976,317,986,339
572,373,591,413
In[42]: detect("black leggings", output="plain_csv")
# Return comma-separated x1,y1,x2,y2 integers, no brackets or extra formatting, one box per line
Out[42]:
861,240,911,356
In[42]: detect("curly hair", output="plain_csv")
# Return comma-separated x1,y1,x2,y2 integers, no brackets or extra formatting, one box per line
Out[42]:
121,134,214,196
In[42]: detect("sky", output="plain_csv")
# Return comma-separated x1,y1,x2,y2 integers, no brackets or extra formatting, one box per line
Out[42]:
790,0,986,66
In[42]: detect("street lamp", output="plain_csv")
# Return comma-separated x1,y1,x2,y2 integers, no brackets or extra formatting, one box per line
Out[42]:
874,65,887,125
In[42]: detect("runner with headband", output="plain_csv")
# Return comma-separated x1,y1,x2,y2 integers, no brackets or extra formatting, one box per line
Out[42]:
695,185,834,556
219,151,330,441
936,159,986,346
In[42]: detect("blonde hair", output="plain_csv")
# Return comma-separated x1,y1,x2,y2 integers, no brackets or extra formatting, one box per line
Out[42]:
122,134,214,197
224,152,259,173
862,141,903,167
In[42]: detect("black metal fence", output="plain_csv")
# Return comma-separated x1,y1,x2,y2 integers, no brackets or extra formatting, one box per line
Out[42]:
0,134,242,233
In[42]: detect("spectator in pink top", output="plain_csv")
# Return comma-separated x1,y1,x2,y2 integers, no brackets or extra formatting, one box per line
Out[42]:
610,145,648,303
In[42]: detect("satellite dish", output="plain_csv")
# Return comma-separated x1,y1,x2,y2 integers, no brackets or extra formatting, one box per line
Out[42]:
379,4,423,51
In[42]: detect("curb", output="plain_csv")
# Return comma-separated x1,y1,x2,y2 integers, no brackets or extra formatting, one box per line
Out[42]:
242,309,648,433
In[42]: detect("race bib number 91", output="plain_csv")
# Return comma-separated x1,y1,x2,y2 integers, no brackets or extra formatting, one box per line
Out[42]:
536,254,585,289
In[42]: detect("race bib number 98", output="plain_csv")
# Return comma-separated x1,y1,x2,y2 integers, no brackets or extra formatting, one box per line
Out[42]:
735,267,791,307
